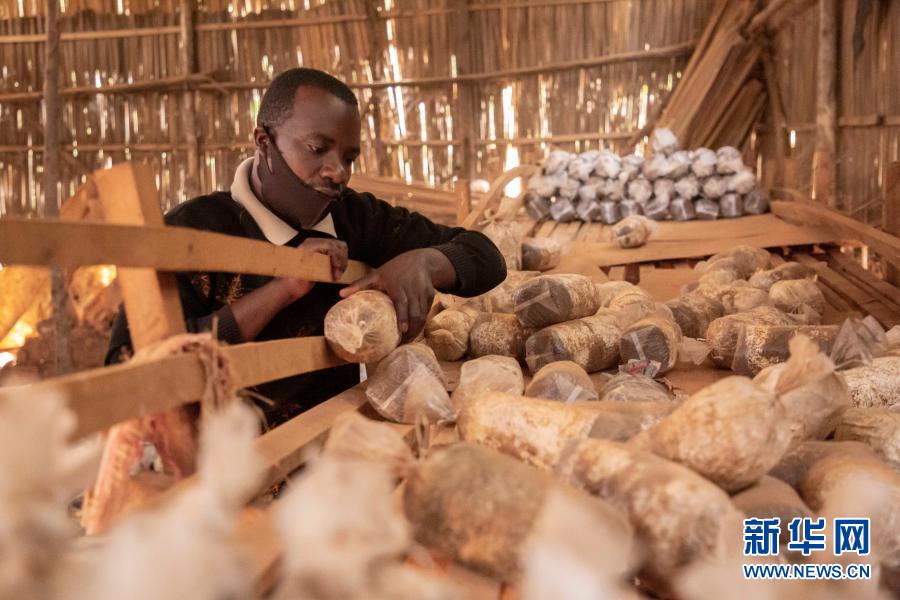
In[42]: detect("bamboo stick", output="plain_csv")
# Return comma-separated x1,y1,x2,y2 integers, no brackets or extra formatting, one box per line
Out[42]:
0,130,642,154
0,25,181,44
0,73,220,103
197,42,696,90
0,44,693,105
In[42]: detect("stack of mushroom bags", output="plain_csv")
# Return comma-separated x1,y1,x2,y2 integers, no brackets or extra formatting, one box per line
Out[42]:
322,242,900,598
523,128,770,225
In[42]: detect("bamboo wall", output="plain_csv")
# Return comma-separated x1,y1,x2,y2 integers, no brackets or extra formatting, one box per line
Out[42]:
0,0,709,218
758,0,900,228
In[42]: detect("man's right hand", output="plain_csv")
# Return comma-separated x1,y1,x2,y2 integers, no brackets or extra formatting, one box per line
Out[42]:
299,237,349,282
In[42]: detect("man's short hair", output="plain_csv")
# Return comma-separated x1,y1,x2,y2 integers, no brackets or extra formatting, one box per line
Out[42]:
257,68,358,130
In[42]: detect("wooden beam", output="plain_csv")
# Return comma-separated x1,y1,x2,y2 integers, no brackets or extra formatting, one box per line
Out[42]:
812,0,838,207
770,199,900,267
885,162,900,286
0,336,345,440
0,219,369,285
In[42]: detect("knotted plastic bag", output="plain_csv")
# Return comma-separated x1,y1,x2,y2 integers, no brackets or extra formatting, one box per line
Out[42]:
365,343,454,424
324,290,401,363
611,215,658,249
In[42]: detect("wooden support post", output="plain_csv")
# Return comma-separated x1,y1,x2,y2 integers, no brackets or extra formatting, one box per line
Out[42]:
624,263,640,285
452,0,477,180
783,157,798,190
179,0,201,200
43,0,72,376
812,0,838,208
95,164,186,348
760,45,788,188
885,162,900,285
364,0,391,177
455,179,471,225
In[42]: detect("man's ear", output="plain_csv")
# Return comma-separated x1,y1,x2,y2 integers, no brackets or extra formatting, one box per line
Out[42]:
253,127,270,150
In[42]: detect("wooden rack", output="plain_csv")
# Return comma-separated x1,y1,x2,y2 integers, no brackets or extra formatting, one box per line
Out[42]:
0,162,424,596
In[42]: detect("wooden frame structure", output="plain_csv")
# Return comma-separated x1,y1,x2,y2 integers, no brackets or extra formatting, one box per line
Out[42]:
0,162,410,595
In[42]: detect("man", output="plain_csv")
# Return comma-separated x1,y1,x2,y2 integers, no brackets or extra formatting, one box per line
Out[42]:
107,68,506,425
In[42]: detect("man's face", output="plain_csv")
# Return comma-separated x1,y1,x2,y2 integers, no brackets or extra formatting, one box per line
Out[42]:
256,85,362,197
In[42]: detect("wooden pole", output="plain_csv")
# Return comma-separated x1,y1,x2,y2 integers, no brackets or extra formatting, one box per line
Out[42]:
885,162,900,286
43,0,72,376
812,0,838,208
760,44,788,188
452,0,477,180
455,179,472,225
363,0,391,177
179,0,200,200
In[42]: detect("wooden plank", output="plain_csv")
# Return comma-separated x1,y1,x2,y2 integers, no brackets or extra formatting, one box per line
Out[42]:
793,254,899,328
825,249,900,313
564,214,834,267
574,221,595,242
253,386,371,491
0,337,346,439
227,337,346,388
95,163,187,349
534,219,558,239
551,221,581,245
771,199,900,267
635,266,698,301
585,223,608,243
0,218,369,285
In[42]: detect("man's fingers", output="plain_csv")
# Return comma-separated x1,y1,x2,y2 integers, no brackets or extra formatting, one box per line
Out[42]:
403,279,433,342
339,272,378,298
393,290,410,335
331,251,349,282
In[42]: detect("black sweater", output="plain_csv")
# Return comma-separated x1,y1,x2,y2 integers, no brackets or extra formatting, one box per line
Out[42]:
107,188,506,425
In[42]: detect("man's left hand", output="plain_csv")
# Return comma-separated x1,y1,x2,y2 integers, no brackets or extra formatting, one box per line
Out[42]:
299,237,349,282
339,248,456,342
